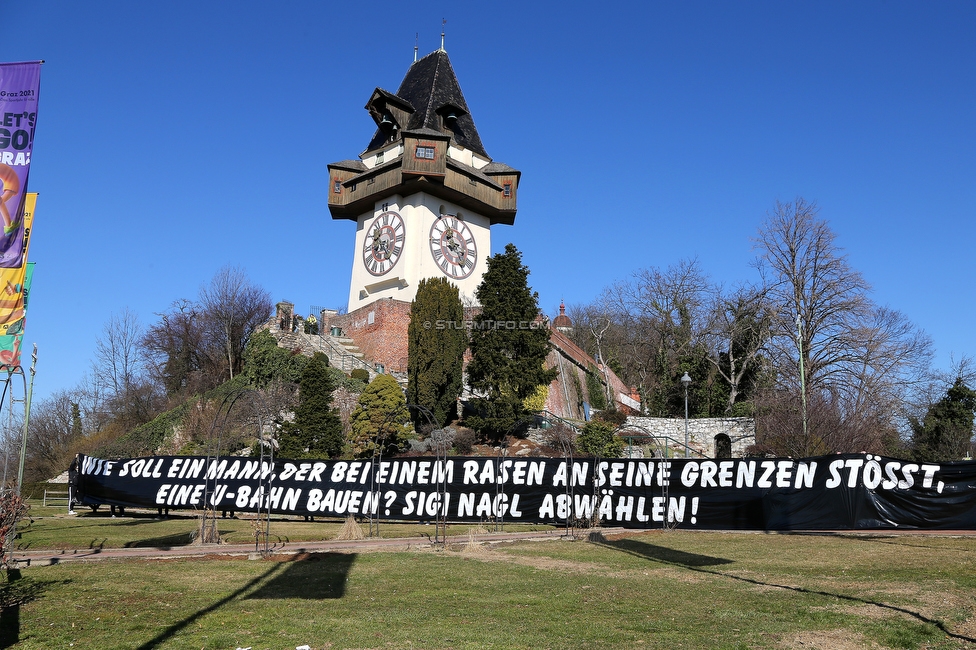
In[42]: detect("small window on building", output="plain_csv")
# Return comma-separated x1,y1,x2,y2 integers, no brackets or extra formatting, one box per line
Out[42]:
333,179,342,194
415,145,436,160
503,183,512,197
376,151,384,165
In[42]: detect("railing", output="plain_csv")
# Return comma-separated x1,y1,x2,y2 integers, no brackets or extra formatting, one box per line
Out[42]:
293,330,377,377
534,410,584,433
616,433,710,459
43,489,69,507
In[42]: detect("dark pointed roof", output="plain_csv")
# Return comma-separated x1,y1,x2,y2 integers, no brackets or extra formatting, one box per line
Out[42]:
366,50,488,158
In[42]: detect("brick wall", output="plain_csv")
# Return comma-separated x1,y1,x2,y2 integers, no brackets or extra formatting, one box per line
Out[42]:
324,298,413,372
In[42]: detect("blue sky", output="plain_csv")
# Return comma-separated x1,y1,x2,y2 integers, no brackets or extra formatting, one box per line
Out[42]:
3,1,975,405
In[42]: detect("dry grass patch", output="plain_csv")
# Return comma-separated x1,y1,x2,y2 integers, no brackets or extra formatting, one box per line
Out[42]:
335,514,366,540
778,629,886,649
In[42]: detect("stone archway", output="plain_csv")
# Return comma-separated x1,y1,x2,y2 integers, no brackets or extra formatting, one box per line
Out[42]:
714,433,732,459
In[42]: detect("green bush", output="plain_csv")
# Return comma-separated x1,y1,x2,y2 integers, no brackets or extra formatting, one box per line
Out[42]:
586,368,608,410
594,407,627,427
350,368,370,382
451,427,477,454
576,420,624,458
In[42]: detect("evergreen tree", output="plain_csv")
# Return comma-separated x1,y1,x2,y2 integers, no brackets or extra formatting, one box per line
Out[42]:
241,329,308,388
576,420,624,458
349,373,412,458
278,352,343,459
407,277,466,427
465,244,557,440
911,378,976,462
585,367,608,411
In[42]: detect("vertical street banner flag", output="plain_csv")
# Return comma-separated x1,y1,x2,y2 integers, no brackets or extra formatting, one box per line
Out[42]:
0,262,32,369
0,191,35,370
0,192,34,334
0,61,41,268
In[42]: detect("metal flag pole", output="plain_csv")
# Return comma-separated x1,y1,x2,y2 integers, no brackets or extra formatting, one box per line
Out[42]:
15,345,37,496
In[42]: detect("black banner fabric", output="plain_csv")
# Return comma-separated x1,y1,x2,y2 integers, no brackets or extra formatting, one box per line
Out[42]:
74,453,976,530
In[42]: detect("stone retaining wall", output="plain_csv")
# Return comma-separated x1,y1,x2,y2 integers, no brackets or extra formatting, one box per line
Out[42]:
622,416,755,458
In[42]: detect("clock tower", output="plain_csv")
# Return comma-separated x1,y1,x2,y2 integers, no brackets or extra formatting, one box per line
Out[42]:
328,47,520,312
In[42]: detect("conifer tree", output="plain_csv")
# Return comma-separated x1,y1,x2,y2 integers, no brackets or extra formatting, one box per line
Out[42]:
407,277,466,427
278,352,343,459
911,378,976,462
349,373,411,458
576,420,625,458
465,244,557,440
241,329,308,388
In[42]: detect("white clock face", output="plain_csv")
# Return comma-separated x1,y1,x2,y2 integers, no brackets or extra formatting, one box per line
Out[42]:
429,214,477,279
363,211,405,276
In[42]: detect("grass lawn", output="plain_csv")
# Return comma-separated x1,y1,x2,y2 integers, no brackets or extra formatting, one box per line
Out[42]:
1,502,974,649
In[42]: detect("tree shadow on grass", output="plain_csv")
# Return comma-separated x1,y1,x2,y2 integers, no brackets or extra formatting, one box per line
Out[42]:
834,533,976,554
133,553,356,650
245,552,356,600
123,531,197,549
0,569,58,650
596,536,735,567
593,535,976,645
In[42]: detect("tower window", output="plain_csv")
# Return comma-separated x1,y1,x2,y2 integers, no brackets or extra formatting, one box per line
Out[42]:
415,145,436,160
503,183,512,197
376,151,385,165
333,179,342,194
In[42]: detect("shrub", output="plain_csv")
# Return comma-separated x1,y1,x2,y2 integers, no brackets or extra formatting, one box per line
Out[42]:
586,368,608,410
594,407,627,427
451,427,477,454
538,422,577,456
350,368,370,382
576,421,624,458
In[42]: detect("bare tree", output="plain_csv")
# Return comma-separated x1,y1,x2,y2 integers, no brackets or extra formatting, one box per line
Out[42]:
754,199,874,393
73,371,111,435
198,266,272,381
599,259,712,414
93,309,161,428
753,199,933,454
142,298,223,397
702,284,772,414
94,309,143,398
23,391,82,482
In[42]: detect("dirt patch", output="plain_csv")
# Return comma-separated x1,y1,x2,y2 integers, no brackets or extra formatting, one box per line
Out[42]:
442,546,609,574
777,629,886,649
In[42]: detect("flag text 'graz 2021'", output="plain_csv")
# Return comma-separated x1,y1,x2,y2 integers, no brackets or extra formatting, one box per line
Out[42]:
0,62,41,269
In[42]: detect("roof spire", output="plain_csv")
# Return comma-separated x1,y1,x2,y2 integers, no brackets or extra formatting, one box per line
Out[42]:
440,18,446,51
414,33,418,62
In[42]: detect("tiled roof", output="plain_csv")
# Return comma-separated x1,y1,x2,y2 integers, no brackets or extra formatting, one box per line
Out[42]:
329,159,367,172
481,161,518,174
367,50,487,158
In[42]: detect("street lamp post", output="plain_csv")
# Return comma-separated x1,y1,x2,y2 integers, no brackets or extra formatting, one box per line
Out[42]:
680,372,691,458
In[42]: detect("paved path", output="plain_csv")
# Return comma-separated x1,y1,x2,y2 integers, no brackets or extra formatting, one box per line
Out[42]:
10,526,974,568
9,527,592,567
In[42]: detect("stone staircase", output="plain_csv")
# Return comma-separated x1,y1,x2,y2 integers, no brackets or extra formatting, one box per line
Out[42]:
265,324,407,386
